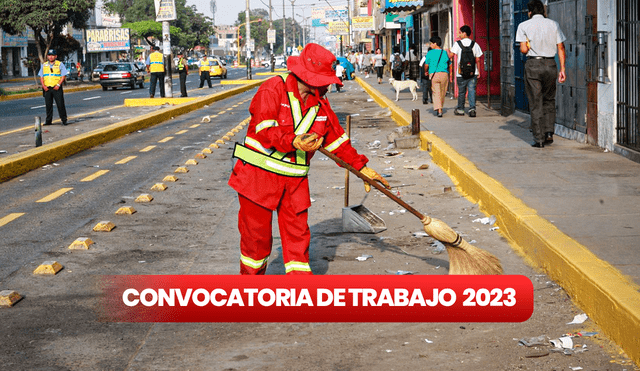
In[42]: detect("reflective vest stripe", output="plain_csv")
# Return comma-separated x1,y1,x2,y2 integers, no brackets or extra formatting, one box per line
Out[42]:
285,261,312,273
244,136,273,155
255,119,278,133
241,254,268,269
325,133,349,153
149,52,164,73
287,92,303,124
42,62,62,87
233,143,310,177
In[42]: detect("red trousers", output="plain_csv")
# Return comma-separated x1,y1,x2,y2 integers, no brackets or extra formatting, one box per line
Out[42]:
238,193,312,275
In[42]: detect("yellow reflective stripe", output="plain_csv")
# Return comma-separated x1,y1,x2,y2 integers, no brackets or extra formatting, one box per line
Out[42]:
241,254,268,269
288,92,303,124
294,106,318,135
296,150,306,164
233,144,309,177
256,119,278,133
285,261,312,273
325,133,349,152
244,137,273,155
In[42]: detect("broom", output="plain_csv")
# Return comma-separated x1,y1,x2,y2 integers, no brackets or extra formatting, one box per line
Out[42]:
318,147,502,275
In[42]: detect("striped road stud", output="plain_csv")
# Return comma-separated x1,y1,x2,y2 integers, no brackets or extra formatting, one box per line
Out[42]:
209,143,219,149
0,290,22,308
135,194,154,202
174,167,189,173
115,206,137,215
33,261,63,275
194,153,207,159
215,139,225,144
163,175,179,182
151,183,168,191
68,237,94,250
93,221,116,232
201,148,212,154
185,159,198,165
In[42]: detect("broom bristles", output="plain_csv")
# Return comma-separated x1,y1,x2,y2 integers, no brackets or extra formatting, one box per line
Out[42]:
422,216,503,275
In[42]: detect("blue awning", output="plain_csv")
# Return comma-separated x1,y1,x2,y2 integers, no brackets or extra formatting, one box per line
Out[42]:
393,15,414,28
382,0,422,12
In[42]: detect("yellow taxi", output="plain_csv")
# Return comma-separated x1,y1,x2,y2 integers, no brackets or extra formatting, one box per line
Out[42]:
210,58,227,79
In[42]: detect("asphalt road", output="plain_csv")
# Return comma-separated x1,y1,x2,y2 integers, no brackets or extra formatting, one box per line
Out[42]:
0,66,261,133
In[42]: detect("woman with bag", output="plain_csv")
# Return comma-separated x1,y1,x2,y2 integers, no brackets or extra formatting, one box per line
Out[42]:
423,36,452,117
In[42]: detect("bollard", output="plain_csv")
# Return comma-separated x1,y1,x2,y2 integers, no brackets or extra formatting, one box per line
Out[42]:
411,109,421,135
35,116,42,147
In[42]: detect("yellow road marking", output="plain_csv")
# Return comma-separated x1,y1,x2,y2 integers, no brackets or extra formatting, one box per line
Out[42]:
189,124,200,128
210,115,218,118
232,104,239,108
115,156,137,164
81,170,109,182
217,111,225,115
158,136,174,143
36,187,73,203
0,213,25,227
140,145,156,152
175,130,188,135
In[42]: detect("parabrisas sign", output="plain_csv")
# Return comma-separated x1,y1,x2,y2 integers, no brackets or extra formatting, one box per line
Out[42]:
86,28,130,53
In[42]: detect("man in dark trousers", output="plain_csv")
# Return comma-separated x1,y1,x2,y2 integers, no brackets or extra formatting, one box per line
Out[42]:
516,0,566,148
197,53,213,88
146,45,165,98
38,49,68,125
176,50,189,97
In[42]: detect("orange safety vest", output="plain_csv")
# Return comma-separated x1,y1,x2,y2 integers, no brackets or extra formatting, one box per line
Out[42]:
149,52,164,73
42,61,62,87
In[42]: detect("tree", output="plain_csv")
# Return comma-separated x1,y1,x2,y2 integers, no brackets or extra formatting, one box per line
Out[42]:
235,10,302,57
0,0,95,63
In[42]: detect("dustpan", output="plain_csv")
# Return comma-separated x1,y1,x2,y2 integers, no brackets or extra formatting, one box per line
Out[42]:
340,115,386,233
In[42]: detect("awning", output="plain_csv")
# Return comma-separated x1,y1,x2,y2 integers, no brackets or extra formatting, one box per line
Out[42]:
393,15,414,28
382,0,422,13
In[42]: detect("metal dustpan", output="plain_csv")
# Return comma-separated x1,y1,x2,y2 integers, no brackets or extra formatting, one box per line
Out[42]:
342,204,386,233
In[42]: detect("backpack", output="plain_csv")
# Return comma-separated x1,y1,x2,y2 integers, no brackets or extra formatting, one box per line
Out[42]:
457,40,476,79
391,53,403,72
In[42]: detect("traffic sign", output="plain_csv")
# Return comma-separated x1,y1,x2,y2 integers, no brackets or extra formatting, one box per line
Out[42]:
267,29,276,44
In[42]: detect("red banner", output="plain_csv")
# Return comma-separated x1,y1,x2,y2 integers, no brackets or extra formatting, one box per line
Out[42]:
98,275,533,322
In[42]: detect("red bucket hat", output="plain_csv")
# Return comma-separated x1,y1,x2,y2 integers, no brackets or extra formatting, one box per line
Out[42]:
287,43,342,87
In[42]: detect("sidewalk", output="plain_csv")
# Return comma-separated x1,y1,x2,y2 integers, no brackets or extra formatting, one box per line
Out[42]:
358,75,640,364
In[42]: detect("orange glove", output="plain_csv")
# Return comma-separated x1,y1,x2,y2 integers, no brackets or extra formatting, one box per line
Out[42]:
293,133,323,152
360,166,390,193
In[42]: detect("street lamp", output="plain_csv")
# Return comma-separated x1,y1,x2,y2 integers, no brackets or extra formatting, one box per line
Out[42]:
296,11,311,47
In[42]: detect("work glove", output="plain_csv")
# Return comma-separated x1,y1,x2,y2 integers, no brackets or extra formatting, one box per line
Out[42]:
292,133,323,152
360,166,390,193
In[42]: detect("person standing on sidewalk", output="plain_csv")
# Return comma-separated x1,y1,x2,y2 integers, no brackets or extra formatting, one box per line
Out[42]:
361,50,372,78
423,36,452,118
38,49,68,126
176,51,189,97
229,43,389,275
197,53,213,88
405,44,420,81
516,0,566,148
372,48,385,84
334,60,345,92
146,46,165,98
450,25,483,117
390,46,405,80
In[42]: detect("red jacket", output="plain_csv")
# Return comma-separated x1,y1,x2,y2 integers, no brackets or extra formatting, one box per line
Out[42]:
229,74,368,213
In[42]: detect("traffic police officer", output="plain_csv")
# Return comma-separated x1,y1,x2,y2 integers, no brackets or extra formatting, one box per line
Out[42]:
176,51,189,97
146,45,165,98
197,53,212,88
38,49,68,126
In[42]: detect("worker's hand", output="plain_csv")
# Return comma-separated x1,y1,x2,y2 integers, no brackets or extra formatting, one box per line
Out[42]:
292,133,323,152
360,166,390,193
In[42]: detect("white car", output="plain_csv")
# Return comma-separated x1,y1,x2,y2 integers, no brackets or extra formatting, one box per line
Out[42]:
262,56,286,68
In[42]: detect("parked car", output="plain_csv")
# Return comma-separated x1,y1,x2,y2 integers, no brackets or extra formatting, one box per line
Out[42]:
92,61,113,81
262,55,286,68
209,58,227,79
99,62,145,90
63,62,79,80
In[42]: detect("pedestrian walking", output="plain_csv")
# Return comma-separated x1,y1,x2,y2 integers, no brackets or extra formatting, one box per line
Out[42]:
361,50,372,78
176,51,189,97
38,49,68,126
423,37,452,118
334,60,345,92
390,46,405,80
228,43,389,275
372,48,385,84
146,45,165,98
197,53,213,88
405,44,420,81
419,47,433,104
450,25,483,117
516,0,567,148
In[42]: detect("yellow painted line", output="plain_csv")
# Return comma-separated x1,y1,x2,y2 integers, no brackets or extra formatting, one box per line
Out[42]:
175,130,188,135
189,124,200,128
232,104,239,108
0,213,25,227
140,145,156,152
356,76,640,366
210,115,218,118
217,111,226,115
81,169,109,182
36,187,73,203
158,137,174,143
0,105,125,138
115,156,137,164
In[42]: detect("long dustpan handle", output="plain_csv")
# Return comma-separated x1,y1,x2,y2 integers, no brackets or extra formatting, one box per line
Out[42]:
318,147,425,220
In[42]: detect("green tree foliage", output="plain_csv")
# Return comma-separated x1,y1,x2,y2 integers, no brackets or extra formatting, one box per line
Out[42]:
104,0,213,50
0,0,95,63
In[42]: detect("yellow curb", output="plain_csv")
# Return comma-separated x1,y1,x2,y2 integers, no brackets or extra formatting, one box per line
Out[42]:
0,80,265,183
201,148,212,154
174,167,189,173
221,79,265,85
124,97,197,106
68,237,94,250
0,290,22,308
255,72,287,76
163,175,178,182
151,183,168,191
194,153,207,159
135,193,154,202
356,76,640,366
93,220,116,232
185,159,198,165
33,261,63,275
115,206,136,215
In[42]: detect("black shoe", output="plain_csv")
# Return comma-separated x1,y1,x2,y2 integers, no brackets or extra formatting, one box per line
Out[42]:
531,142,544,148
61,121,67,126
150,95,154,98
423,100,428,104
43,122,52,126
544,132,554,144
454,109,464,116
437,112,443,118
469,110,476,117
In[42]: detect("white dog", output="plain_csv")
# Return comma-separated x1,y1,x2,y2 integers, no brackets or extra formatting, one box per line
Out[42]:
389,78,419,101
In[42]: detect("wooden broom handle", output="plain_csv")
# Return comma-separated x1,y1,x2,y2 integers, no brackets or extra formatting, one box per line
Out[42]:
318,147,425,220
344,116,350,207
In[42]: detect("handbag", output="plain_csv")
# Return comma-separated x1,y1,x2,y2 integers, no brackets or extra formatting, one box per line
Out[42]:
381,58,387,67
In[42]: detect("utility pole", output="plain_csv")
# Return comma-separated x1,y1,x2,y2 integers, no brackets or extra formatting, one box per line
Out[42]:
269,0,274,72
290,0,296,53
245,0,251,79
283,0,287,56
162,21,173,97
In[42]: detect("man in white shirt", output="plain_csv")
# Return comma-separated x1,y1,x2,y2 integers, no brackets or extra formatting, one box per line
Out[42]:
516,0,566,148
334,60,345,92
450,25,483,117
